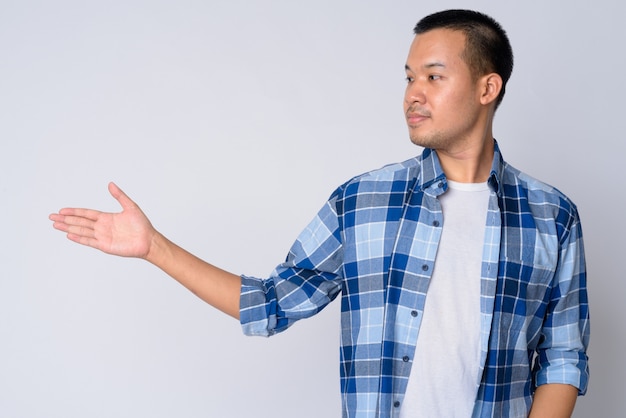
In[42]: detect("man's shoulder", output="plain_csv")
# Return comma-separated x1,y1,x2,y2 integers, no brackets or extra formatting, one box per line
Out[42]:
325,156,422,205
501,162,579,215
351,156,421,184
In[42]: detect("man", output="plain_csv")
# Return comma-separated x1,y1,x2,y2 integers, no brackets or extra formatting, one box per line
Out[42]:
49,9,589,418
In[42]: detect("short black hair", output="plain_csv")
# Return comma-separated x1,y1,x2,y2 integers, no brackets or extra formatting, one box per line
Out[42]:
414,9,514,108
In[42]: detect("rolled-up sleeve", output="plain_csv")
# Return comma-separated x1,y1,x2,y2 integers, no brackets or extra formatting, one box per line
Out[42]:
535,209,590,394
240,194,345,337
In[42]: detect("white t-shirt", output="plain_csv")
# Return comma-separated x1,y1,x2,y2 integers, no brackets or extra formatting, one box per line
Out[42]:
400,180,490,417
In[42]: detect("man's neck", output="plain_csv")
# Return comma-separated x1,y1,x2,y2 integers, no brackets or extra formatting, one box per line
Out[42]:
435,135,495,183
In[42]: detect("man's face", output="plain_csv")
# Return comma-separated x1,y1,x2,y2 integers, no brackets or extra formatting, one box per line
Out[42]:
404,29,484,151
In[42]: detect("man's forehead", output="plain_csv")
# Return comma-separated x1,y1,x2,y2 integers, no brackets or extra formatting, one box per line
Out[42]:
406,29,466,66
411,28,467,49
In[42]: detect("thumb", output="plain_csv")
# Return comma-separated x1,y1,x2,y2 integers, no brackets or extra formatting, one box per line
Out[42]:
108,182,137,210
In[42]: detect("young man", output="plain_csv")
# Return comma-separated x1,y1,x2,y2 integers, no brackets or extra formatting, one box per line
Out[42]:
50,9,589,418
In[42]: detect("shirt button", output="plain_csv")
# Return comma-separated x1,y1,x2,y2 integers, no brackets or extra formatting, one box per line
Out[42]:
432,220,440,227
438,181,444,188
403,356,410,362
394,401,401,408
421,264,429,271
411,310,418,317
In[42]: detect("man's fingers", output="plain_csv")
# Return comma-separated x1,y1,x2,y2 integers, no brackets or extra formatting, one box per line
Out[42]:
50,213,98,227
67,222,96,238
55,207,101,221
49,211,99,236
66,233,99,249
52,219,96,238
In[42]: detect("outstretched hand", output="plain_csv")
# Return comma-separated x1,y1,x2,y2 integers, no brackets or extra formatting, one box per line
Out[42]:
49,182,156,259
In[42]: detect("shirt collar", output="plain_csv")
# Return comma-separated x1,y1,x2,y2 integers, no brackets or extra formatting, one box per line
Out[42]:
416,139,505,197
487,139,505,197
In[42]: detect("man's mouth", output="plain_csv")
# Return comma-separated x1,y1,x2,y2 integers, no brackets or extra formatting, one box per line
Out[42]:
406,106,431,125
406,111,430,125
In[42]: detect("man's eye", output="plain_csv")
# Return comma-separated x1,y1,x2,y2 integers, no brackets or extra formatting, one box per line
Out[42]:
405,76,414,83
429,75,441,81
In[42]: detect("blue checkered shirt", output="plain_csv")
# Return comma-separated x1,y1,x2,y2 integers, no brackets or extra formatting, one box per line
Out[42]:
240,142,589,417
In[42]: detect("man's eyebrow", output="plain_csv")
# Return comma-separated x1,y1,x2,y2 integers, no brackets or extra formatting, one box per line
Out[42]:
405,62,446,71
424,61,446,69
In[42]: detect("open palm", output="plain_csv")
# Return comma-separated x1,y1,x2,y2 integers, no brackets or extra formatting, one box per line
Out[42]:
50,182,156,259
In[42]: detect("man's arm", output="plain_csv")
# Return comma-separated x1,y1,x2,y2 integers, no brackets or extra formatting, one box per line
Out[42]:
49,182,241,319
146,231,241,318
528,204,589,418
528,383,578,418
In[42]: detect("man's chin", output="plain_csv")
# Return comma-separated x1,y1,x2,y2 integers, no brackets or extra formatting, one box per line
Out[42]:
409,131,449,150
409,135,431,148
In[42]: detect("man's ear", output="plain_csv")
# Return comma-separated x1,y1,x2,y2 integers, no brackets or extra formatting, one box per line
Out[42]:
479,73,503,106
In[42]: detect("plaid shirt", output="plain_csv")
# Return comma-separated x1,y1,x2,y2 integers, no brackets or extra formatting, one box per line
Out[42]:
240,142,590,418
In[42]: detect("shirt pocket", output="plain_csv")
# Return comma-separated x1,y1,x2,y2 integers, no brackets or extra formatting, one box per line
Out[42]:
495,252,556,344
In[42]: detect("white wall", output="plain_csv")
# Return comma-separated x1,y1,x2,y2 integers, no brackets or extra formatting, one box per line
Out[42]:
1,0,623,416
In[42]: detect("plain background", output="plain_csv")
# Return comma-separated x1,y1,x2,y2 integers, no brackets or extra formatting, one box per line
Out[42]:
1,0,623,416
